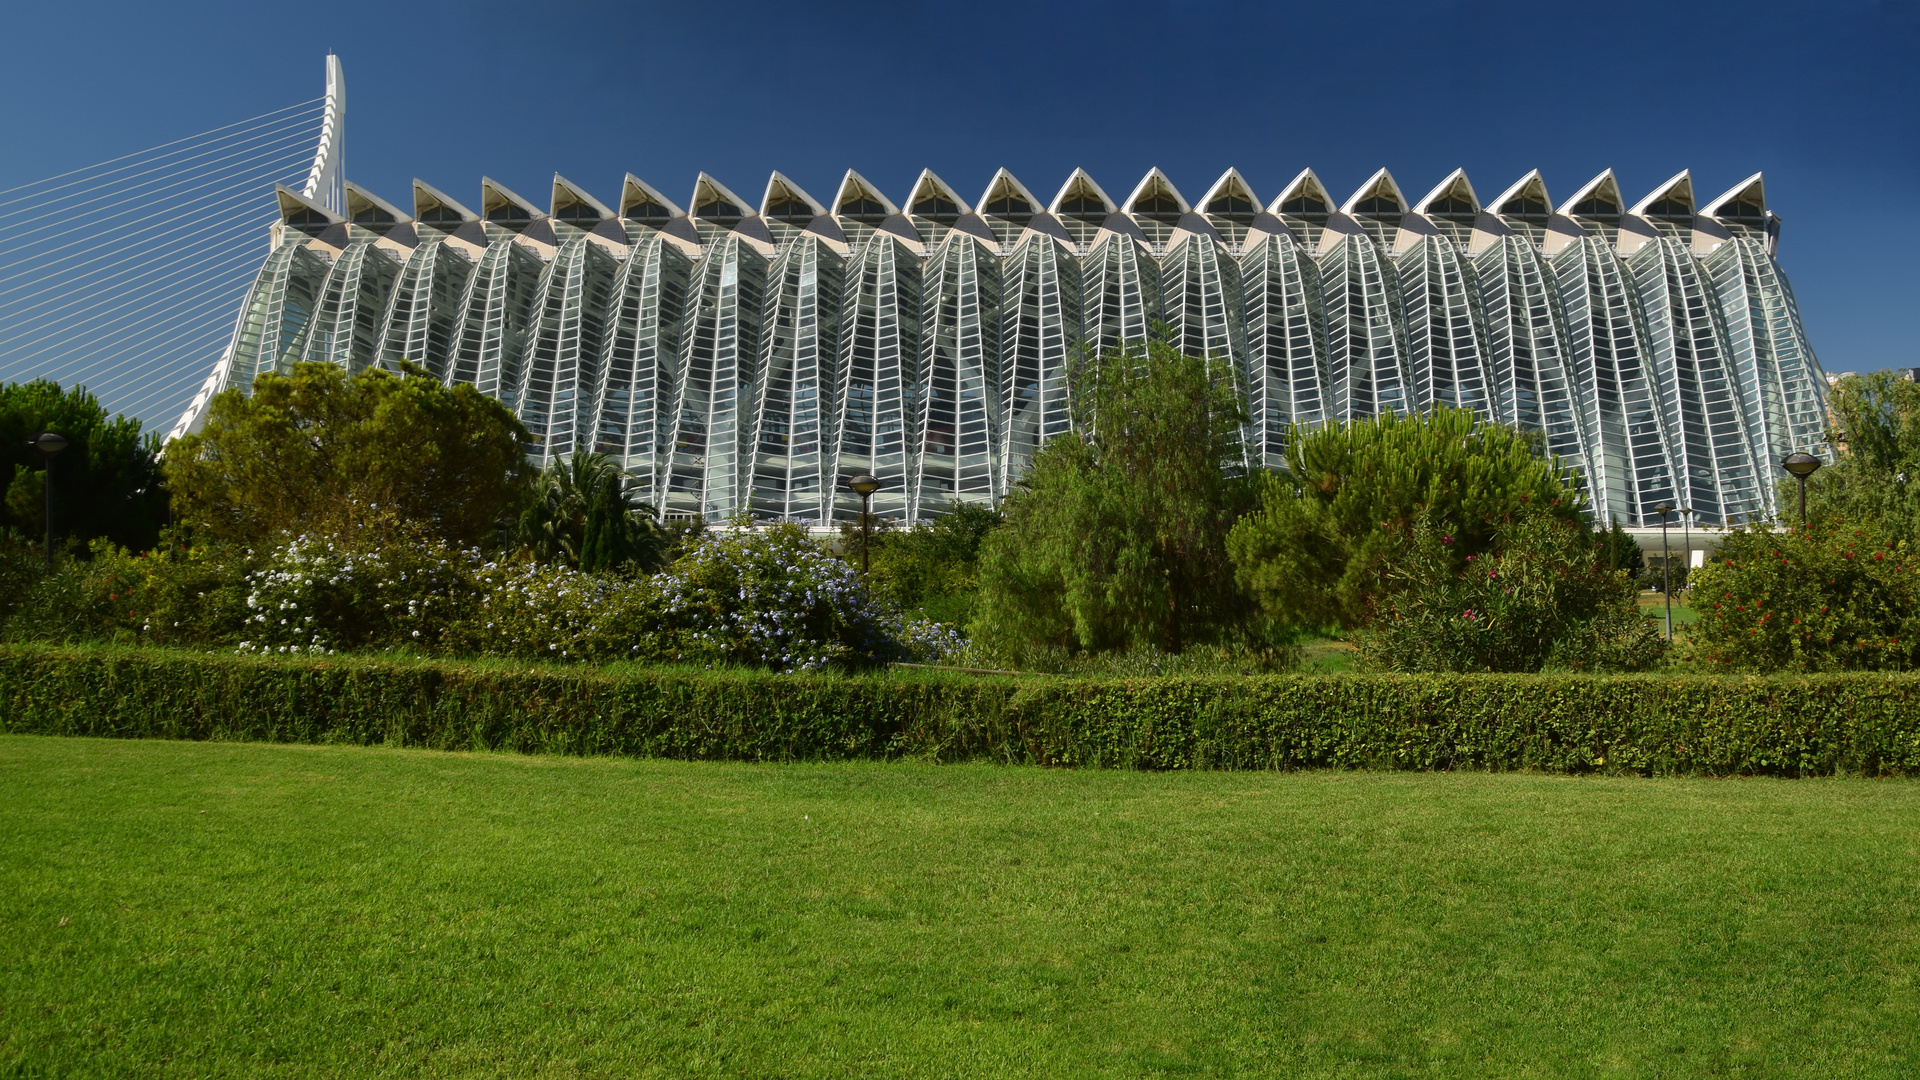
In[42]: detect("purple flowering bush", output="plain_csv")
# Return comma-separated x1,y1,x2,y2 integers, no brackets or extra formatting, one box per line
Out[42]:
1355,515,1665,673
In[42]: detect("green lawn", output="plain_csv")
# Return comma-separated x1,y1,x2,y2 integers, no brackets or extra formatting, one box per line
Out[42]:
2,738,1916,1078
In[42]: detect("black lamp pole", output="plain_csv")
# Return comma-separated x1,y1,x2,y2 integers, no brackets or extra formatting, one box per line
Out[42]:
27,432,68,570
848,474,881,574
1653,501,1675,641
1781,452,1823,527
1680,504,1693,589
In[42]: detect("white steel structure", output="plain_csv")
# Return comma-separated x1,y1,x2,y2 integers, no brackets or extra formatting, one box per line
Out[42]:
175,60,1829,526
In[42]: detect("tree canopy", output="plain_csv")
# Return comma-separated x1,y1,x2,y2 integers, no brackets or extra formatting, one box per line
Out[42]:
1227,407,1583,630
165,363,531,546
1802,371,1920,536
0,379,167,552
970,332,1258,661
514,451,667,572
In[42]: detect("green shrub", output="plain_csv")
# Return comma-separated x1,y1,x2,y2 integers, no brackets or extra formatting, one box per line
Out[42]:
1228,407,1583,631
1685,521,1920,672
1354,516,1666,673
4,644,1920,777
856,503,999,627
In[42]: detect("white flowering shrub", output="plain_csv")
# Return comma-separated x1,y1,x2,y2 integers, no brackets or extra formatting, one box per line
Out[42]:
651,522,965,671
233,532,484,656
442,560,670,663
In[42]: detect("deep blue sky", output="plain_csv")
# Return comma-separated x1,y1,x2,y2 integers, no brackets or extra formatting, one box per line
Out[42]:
2,0,1915,375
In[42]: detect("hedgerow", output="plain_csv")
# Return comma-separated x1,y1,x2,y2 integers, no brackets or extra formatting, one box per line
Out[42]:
4,643,1917,777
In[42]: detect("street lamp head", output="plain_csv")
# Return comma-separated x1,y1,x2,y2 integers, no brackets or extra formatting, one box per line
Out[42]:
28,432,68,456
1781,452,1822,479
1653,502,1674,518
847,474,881,497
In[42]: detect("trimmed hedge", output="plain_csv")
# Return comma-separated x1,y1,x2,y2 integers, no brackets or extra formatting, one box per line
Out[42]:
3,644,1919,776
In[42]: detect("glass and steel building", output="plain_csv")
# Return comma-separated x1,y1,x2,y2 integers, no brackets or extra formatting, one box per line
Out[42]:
174,68,1827,526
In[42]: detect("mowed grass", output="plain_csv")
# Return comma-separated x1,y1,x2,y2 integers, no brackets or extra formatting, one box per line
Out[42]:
2,739,1916,1079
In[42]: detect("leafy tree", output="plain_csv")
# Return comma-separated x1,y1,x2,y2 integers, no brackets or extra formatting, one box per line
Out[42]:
0,379,167,553
1355,514,1665,673
1801,371,1920,534
970,333,1258,661
849,502,1001,627
515,451,667,572
1685,519,1920,672
1227,407,1582,630
165,362,531,546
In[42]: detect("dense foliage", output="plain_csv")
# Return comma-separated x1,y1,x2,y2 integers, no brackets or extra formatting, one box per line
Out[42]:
1355,515,1666,673
854,503,1000,627
1228,408,1582,630
166,363,531,546
1685,521,1920,672
0,380,167,552
6,644,1920,776
514,451,668,572
1801,371,1920,535
0,520,957,672
970,334,1261,664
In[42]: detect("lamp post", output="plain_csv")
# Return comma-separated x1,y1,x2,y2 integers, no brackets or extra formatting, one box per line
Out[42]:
1781,452,1822,527
27,432,68,570
847,474,880,574
1653,501,1675,641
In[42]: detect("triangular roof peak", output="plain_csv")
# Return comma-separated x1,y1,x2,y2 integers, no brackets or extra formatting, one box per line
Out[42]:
551,174,615,221
1559,169,1624,217
1629,170,1694,217
832,170,899,217
345,182,411,223
1049,168,1117,215
620,174,683,219
412,179,477,223
978,168,1042,216
1341,168,1407,216
905,169,971,216
1122,167,1190,215
1702,172,1767,219
1199,168,1260,214
1269,168,1334,215
1412,168,1479,215
275,183,343,225
480,178,545,221
690,173,756,217
760,171,828,218
1487,170,1552,216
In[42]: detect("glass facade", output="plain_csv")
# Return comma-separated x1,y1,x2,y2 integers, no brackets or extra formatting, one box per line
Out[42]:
184,167,1829,526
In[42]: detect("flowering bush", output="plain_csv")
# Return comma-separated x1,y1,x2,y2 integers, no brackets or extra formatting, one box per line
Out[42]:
1685,521,1920,671
1356,515,1666,673
232,530,484,656
443,560,670,663
653,522,962,671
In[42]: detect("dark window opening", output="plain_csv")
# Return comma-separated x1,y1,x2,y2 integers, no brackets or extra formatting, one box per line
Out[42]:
838,196,888,218
984,195,1033,216
1207,193,1255,215
1280,195,1328,215
624,200,670,219
421,205,465,223
488,204,532,222
555,202,601,223
351,206,396,224
1572,196,1620,217
1425,195,1475,216
1058,194,1108,216
695,199,744,221
765,197,816,221
1644,196,1692,218
1131,193,1183,218
1502,195,1550,217
1716,198,1764,220
912,196,960,218
285,207,333,226
1354,195,1402,215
